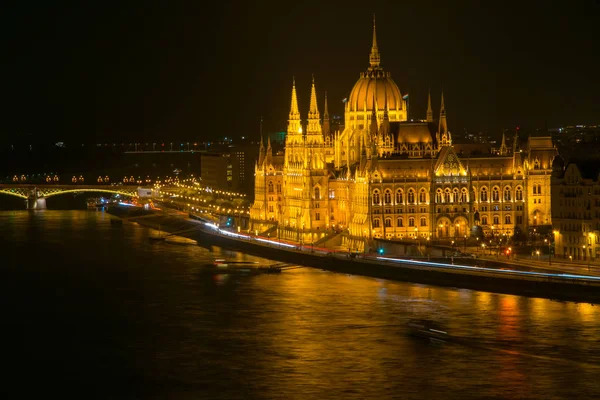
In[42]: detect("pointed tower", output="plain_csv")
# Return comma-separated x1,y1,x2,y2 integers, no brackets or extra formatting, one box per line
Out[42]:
266,136,273,162
369,14,380,69
258,135,265,165
381,98,390,137
369,95,378,139
306,75,323,144
322,91,330,137
499,133,508,155
426,88,433,123
286,77,303,146
438,91,451,146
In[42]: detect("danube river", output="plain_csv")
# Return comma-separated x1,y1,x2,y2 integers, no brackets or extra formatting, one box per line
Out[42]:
2,210,600,399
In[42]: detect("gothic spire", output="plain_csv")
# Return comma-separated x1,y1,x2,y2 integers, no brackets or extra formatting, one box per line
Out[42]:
266,136,273,162
308,75,320,120
289,77,300,120
369,14,380,69
426,87,433,123
322,91,330,137
306,76,323,141
370,96,378,138
286,77,302,141
499,132,508,155
438,90,450,146
258,135,265,165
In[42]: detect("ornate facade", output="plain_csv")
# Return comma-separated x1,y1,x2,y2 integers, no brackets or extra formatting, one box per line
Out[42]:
250,21,558,251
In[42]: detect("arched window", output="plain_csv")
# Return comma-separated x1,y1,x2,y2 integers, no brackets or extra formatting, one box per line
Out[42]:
408,189,415,204
482,215,488,225
537,184,542,195
419,189,427,203
480,187,488,202
436,189,443,203
444,189,451,203
408,217,415,227
453,188,459,203
461,188,469,203
268,181,274,193
314,187,320,199
533,185,537,194
385,218,392,227
277,182,281,193
516,186,523,201
397,217,403,227
504,186,511,201
492,187,499,201
384,190,392,204
373,218,380,228
420,217,427,227
396,190,403,204
493,215,499,225
505,215,511,224
373,190,380,205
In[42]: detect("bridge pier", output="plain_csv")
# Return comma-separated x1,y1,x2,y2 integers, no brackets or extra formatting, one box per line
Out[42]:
26,188,46,210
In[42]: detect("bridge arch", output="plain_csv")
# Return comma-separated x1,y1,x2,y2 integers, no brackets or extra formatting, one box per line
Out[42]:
0,185,139,200
43,188,138,198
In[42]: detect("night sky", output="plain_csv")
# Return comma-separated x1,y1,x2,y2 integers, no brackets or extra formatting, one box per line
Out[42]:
2,1,598,143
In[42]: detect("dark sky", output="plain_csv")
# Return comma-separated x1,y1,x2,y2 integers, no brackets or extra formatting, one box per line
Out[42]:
2,0,599,143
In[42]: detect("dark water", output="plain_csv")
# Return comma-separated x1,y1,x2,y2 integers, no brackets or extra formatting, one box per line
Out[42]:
2,210,600,399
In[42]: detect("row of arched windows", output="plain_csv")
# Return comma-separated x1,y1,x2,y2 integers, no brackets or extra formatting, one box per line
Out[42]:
373,217,428,228
479,215,512,225
477,186,523,202
434,188,469,203
373,188,428,205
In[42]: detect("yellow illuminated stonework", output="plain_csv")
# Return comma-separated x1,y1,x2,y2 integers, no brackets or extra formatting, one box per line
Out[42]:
249,20,558,251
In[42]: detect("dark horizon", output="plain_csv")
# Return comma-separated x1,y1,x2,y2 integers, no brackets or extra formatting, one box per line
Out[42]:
2,1,599,142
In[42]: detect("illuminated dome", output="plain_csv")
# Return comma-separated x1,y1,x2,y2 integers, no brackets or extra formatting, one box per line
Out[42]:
348,71,403,112
345,19,407,126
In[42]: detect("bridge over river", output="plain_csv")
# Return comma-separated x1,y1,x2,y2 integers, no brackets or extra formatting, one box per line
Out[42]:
0,184,139,209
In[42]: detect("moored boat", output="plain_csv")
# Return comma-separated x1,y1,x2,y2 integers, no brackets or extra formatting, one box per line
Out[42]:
407,319,449,343
200,259,282,275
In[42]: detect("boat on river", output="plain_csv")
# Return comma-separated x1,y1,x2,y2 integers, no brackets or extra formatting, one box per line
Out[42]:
407,319,449,343
200,259,283,275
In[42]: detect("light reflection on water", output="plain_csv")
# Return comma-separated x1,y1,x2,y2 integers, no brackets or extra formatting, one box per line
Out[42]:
1,210,599,399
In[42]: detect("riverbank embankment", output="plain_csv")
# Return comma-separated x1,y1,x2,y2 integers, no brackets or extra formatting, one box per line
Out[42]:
107,206,600,304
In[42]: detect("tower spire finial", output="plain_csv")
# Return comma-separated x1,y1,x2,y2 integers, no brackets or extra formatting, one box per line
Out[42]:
289,76,300,120
369,14,380,69
426,86,433,122
322,90,330,137
308,75,319,117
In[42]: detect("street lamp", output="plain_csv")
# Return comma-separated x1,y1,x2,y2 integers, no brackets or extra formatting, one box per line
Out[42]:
545,238,551,266
536,250,540,260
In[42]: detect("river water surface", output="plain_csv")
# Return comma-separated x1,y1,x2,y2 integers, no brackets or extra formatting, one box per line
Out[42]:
2,210,599,399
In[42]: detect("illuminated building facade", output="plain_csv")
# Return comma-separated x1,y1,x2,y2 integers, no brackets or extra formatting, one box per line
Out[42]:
250,20,559,251
551,160,600,261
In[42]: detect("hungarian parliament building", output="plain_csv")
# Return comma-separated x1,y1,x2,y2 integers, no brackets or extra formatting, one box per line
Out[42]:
249,21,558,252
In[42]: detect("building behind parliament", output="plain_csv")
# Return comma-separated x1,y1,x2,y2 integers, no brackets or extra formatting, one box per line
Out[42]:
249,21,558,252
